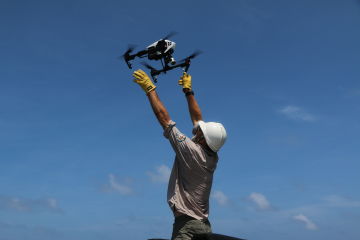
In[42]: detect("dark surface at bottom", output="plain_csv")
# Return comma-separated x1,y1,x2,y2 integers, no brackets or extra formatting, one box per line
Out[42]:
149,233,246,240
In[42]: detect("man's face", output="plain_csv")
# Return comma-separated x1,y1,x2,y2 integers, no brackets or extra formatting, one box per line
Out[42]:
193,127,205,144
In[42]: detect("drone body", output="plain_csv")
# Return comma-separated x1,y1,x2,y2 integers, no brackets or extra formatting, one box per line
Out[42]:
123,33,201,82
123,34,177,69
146,39,176,65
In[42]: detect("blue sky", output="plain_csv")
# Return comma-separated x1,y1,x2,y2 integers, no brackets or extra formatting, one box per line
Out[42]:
1,0,360,239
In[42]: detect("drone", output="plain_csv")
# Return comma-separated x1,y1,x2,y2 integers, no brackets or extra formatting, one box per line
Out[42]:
122,33,201,82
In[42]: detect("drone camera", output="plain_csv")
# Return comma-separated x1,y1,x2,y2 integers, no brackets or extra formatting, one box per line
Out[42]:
165,55,176,65
170,57,176,65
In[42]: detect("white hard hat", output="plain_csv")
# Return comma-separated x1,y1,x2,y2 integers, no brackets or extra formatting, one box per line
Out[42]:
198,121,227,152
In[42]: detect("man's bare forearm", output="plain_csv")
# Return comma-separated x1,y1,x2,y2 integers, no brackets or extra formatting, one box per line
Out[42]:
184,89,203,125
147,90,171,129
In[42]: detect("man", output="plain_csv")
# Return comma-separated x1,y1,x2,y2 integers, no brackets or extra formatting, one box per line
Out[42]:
133,69,227,240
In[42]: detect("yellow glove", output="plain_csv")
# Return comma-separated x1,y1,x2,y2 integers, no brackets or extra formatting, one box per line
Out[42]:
178,72,192,90
133,69,156,94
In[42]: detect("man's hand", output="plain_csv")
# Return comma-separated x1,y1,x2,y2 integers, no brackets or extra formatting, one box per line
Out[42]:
133,69,156,94
178,72,192,90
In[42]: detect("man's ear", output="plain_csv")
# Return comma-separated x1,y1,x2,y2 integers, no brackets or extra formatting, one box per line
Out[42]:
192,122,200,135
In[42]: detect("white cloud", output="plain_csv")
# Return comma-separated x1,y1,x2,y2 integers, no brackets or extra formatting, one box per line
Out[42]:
47,198,58,208
0,195,62,213
147,165,171,183
249,192,271,210
293,214,318,230
9,198,27,211
323,195,360,207
107,174,133,195
278,194,360,223
279,105,316,122
212,190,229,206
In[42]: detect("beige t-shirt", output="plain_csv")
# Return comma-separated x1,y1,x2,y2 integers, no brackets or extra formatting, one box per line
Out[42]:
164,120,218,220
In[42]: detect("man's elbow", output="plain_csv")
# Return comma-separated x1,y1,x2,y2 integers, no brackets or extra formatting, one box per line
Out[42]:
155,111,170,128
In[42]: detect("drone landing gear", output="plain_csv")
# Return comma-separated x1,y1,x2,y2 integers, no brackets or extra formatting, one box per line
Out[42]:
141,51,202,83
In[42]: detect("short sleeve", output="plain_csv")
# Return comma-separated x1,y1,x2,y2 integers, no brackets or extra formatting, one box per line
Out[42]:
163,120,177,139
163,120,202,163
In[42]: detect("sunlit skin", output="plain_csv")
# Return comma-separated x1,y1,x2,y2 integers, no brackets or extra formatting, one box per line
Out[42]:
144,73,213,152
192,127,205,144
193,127,213,152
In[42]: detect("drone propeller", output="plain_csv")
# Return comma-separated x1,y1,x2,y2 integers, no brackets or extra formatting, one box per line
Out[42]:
123,44,136,58
122,44,137,68
188,50,202,59
162,31,177,40
179,50,202,62
178,50,202,73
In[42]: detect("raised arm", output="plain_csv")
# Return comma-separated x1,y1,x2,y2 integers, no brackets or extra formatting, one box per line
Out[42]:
147,90,171,129
179,73,203,126
133,69,170,129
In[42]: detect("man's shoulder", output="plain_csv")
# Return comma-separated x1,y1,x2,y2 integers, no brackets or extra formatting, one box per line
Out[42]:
174,130,187,143
163,120,177,139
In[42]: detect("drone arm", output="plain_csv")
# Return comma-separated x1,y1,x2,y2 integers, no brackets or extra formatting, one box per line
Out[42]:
149,69,161,83
184,59,191,73
164,60,191,74
153,61,188,75
127,50,149,61
124,50,149,69
145,61,189,83
135,49,148,57
142,57,193,82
